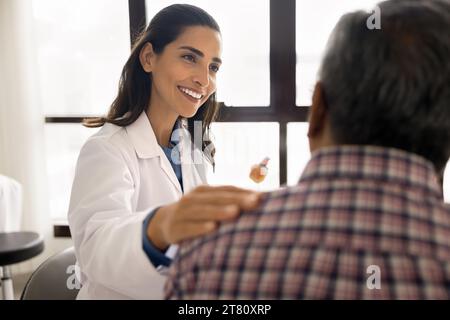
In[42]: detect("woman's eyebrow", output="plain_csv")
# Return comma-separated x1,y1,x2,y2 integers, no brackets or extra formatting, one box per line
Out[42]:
178,46,222,64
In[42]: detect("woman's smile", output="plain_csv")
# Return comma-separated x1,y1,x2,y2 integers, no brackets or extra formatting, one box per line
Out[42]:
177,85,204,103
142,25,221,120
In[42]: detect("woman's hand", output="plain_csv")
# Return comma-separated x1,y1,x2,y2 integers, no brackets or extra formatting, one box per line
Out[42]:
147,185,262,250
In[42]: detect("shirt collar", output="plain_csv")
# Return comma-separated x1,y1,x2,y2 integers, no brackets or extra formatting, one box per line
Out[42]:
300,145,442,199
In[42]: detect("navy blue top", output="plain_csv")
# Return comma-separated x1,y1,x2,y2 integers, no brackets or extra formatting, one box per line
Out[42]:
142,135,183,268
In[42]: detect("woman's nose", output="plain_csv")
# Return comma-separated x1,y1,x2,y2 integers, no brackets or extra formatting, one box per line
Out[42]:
192,67,210,88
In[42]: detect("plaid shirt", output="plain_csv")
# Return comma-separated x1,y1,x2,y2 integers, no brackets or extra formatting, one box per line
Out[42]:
165,146,450,299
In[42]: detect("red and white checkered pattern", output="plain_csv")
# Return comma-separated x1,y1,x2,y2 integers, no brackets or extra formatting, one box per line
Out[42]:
165,146,450,299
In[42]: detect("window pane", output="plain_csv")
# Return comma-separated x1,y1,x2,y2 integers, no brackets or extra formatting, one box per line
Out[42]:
32,0,130,115
146,0,270,106
287,122,310,186
296,0,380,106
44,124,94,220
207,123,279,190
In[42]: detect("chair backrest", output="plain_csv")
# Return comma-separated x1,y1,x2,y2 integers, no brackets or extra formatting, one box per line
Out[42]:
21,246,80,300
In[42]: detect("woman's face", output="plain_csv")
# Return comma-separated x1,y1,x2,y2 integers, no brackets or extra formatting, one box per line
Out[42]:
142,26,222,118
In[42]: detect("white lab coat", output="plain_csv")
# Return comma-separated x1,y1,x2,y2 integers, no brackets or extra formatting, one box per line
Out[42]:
68,111,208,299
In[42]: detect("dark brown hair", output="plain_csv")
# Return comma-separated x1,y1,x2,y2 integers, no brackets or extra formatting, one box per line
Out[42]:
83,4,221,167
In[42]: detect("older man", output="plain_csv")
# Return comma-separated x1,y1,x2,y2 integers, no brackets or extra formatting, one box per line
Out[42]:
165,0,450,299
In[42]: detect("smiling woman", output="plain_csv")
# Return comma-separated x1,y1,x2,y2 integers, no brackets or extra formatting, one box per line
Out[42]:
83,5,222,165
67,4,262,300
139,25,222,125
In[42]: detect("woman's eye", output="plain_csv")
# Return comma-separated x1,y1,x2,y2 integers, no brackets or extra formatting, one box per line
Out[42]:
210,64,220,73
182,54,195,62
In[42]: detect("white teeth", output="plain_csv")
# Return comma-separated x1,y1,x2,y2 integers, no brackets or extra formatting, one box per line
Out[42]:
179,87,202,99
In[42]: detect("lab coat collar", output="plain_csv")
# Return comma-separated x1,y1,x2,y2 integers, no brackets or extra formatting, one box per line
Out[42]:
126,111,190,194
126,111,163,159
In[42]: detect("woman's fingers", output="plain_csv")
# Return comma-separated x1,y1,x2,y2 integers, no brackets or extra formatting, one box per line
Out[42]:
155,186,264,245
186,188,262,210
194,185,249,193
173,221,218,243
182,204,240,221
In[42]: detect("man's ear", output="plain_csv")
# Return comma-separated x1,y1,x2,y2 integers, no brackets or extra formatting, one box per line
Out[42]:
139,42,155,73
307,82,329,139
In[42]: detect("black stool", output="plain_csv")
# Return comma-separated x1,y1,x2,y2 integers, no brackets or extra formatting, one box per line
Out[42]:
0,232,44,299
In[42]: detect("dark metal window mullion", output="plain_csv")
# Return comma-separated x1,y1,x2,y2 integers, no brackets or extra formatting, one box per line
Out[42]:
271,0,296,185
270,0,296,111
128,0,147,48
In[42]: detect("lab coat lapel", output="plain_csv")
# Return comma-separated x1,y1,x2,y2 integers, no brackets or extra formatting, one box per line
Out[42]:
126,112,182,194
178,123,208,193
181,148,208,193
158,149,183,194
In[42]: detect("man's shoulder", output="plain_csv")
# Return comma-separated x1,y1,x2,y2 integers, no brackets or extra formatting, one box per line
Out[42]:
260,185,306,211
176,185,308,256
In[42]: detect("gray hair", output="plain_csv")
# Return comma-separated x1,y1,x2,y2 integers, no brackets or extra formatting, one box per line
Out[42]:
319,0,450,173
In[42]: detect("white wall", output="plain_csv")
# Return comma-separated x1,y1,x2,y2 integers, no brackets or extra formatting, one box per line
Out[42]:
0,0,72,275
